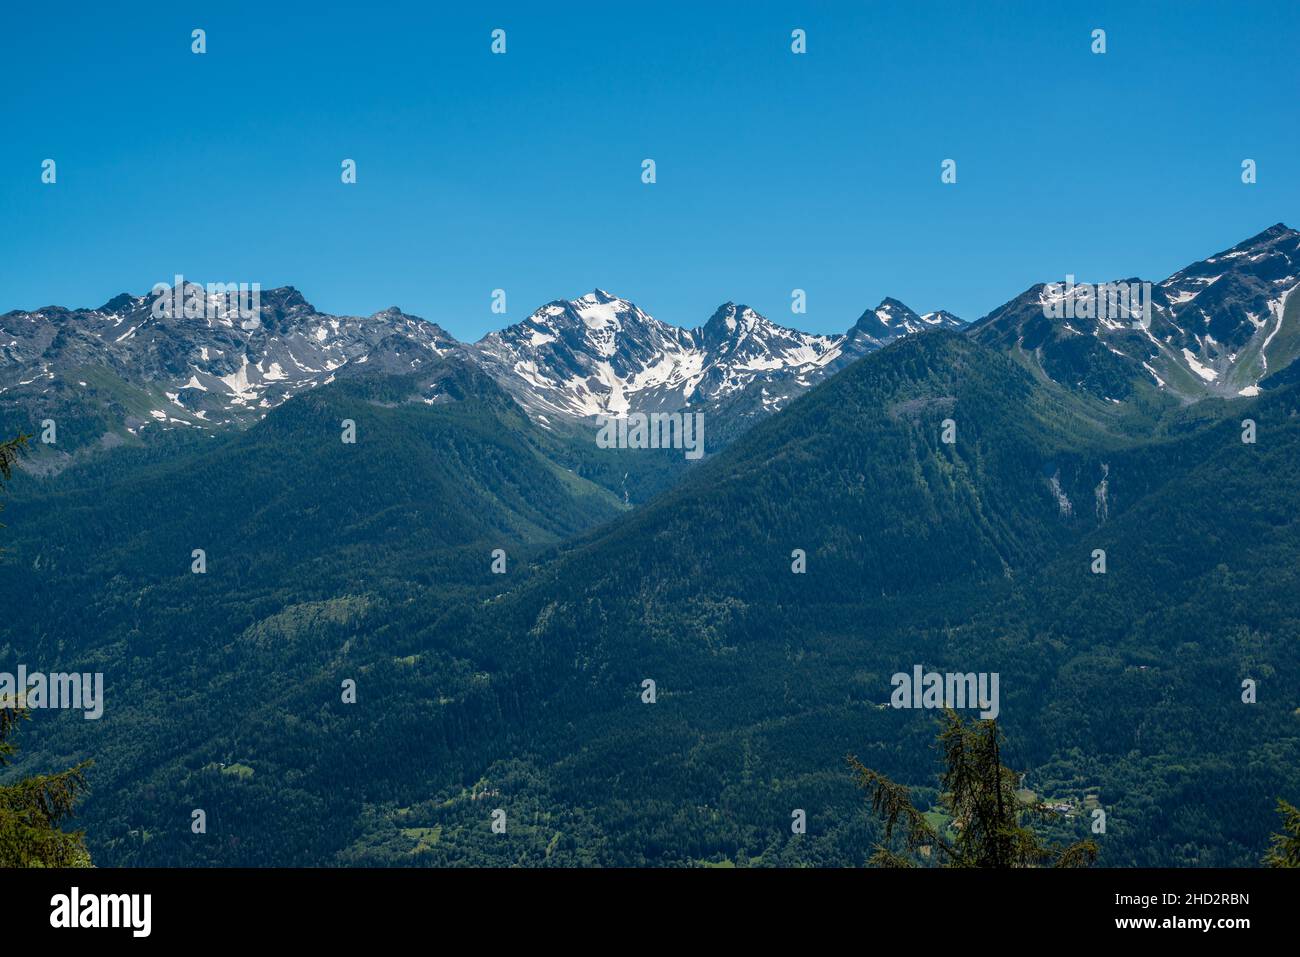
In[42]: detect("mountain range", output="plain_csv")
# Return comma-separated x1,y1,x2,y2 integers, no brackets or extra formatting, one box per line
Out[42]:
1,223,1298,869
0,283,966,461
5,225,1298,468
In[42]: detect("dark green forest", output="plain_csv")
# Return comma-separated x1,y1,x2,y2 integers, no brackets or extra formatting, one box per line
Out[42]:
1,331,1296,866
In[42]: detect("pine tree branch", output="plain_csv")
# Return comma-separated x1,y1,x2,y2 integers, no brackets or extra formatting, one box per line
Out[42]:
847,754,955,864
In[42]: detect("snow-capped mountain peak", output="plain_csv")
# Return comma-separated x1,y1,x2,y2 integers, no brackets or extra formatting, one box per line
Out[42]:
0,284,458,434
2,279,960,450
845,298,963,351
473,293,865,419
970,223,1300,400
472,291,698,417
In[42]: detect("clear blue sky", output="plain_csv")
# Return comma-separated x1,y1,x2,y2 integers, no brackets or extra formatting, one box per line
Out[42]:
2,1,1296,340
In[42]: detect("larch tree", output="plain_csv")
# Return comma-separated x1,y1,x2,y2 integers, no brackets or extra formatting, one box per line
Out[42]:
1263,799,1300,867
848,709,1097,868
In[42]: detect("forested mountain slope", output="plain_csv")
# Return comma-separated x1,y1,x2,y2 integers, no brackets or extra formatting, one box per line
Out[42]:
2,331,1295,867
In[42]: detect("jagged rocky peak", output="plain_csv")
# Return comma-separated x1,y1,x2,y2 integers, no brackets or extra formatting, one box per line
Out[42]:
97,292,138,313
700,302,764,339
873,297,924,327
0,283,462,438
845,297,962,350
471,290,854,420
970,223,1300,401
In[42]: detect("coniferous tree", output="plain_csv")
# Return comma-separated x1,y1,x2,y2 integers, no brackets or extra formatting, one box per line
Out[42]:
0,710,92,866
0,433,93,867
1264,799,1300,867
848,710,1097,868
